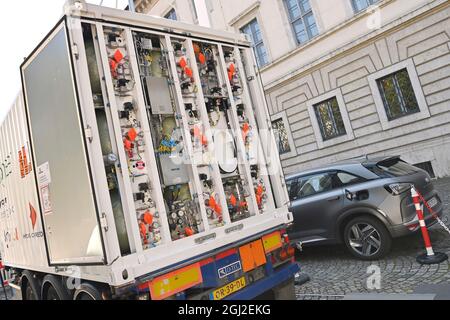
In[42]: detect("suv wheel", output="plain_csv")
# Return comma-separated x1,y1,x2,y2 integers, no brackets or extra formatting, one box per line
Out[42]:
343,216,392,260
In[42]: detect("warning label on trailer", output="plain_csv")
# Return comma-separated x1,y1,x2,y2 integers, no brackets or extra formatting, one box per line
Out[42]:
37,162,51,186
37,162,52,215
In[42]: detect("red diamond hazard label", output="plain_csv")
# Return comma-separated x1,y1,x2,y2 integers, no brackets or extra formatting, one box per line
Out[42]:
30,203,37,230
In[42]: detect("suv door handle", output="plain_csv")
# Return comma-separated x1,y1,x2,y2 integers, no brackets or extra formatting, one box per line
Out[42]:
327,196,340,202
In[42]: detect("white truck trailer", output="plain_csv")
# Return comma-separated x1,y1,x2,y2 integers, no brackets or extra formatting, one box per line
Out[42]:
0,0,298,300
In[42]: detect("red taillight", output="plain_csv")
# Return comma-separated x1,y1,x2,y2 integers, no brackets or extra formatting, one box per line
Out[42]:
279,245,296,261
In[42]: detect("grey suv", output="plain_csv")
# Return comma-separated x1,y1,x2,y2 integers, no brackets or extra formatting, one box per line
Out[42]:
287,156,443,260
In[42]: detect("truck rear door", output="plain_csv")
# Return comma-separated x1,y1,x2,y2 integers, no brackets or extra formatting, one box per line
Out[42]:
21,20,106,265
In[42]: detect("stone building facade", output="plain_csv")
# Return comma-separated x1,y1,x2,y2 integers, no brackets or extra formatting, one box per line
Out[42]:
135,0,450,178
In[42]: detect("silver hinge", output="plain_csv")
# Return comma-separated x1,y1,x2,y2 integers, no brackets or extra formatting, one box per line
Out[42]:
100,213,109,232
85,126,93,143
72,44,79,60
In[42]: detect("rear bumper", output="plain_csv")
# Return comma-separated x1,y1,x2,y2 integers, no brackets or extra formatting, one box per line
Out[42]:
225,263,300,300
389,206,443,238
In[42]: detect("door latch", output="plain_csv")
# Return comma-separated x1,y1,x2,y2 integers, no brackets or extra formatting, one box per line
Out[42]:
100,212,109,232
85,126,93,143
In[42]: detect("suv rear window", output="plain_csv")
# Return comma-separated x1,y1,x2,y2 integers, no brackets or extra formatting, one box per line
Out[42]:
364,158,420,178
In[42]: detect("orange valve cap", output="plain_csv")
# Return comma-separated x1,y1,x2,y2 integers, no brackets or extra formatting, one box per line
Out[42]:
256,185,264,196
109,59,118,71
193,126,201,138
184,67,193,78
128,128,138,142
185,227,195,237
228,63,235,75
179,57,187,69
143,212,154,225
194,44,201,55
139,223,147,237
230,194,238,207
201,135,208,146
114,49,124,63
198,53,206,65
124,139,133,151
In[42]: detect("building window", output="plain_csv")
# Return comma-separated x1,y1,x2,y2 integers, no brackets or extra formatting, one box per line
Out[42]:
241,19,269,67
314,97,347,141
368,59,430,131
284,0,319,45
190,0,198,21
164,8,177,20
307,89,354,149
351,0,380,13
377,69,420,121
272,118,292,155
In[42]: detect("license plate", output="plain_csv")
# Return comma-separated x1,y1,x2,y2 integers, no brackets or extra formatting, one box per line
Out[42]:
210,277,246,300
428,197,438,208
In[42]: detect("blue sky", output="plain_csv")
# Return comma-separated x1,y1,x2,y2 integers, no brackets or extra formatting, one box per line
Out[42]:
0,0,130,123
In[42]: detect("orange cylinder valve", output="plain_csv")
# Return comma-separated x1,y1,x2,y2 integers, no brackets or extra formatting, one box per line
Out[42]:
178,57,187,69
185,227,195,237
139,223,147,238
127,128,138,142
184,67,193,78
198,53,206,65
143,211,154,225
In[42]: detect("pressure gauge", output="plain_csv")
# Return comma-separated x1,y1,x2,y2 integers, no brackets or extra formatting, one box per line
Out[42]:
177,210,185,217
171,212,178,219
152,222,160,229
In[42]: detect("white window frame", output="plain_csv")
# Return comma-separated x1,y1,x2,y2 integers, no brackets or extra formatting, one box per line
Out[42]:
271,111,297,160
368,58,430,131
240,18,269,68
283,0,320,46
307,89,354,149
351,0,380,13
232,2,272,68
164,7,177,20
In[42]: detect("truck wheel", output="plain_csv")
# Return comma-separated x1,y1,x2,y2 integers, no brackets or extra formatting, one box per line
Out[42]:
22,271,41,300
42,275,70,300
343,216,392,260
74,283,103,300
272,278,296,300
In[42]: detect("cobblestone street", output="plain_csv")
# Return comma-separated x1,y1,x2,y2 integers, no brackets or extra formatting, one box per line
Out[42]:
295,178,450,300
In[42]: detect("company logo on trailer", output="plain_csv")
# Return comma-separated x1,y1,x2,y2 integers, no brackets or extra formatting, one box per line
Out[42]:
18,145,32,179
218,261,242,279
23,203,44,240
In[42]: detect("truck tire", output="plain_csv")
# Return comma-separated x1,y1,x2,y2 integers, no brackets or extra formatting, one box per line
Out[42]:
22,271,41,300
272,277,296,300
42,275,71,300
74,283,103,300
